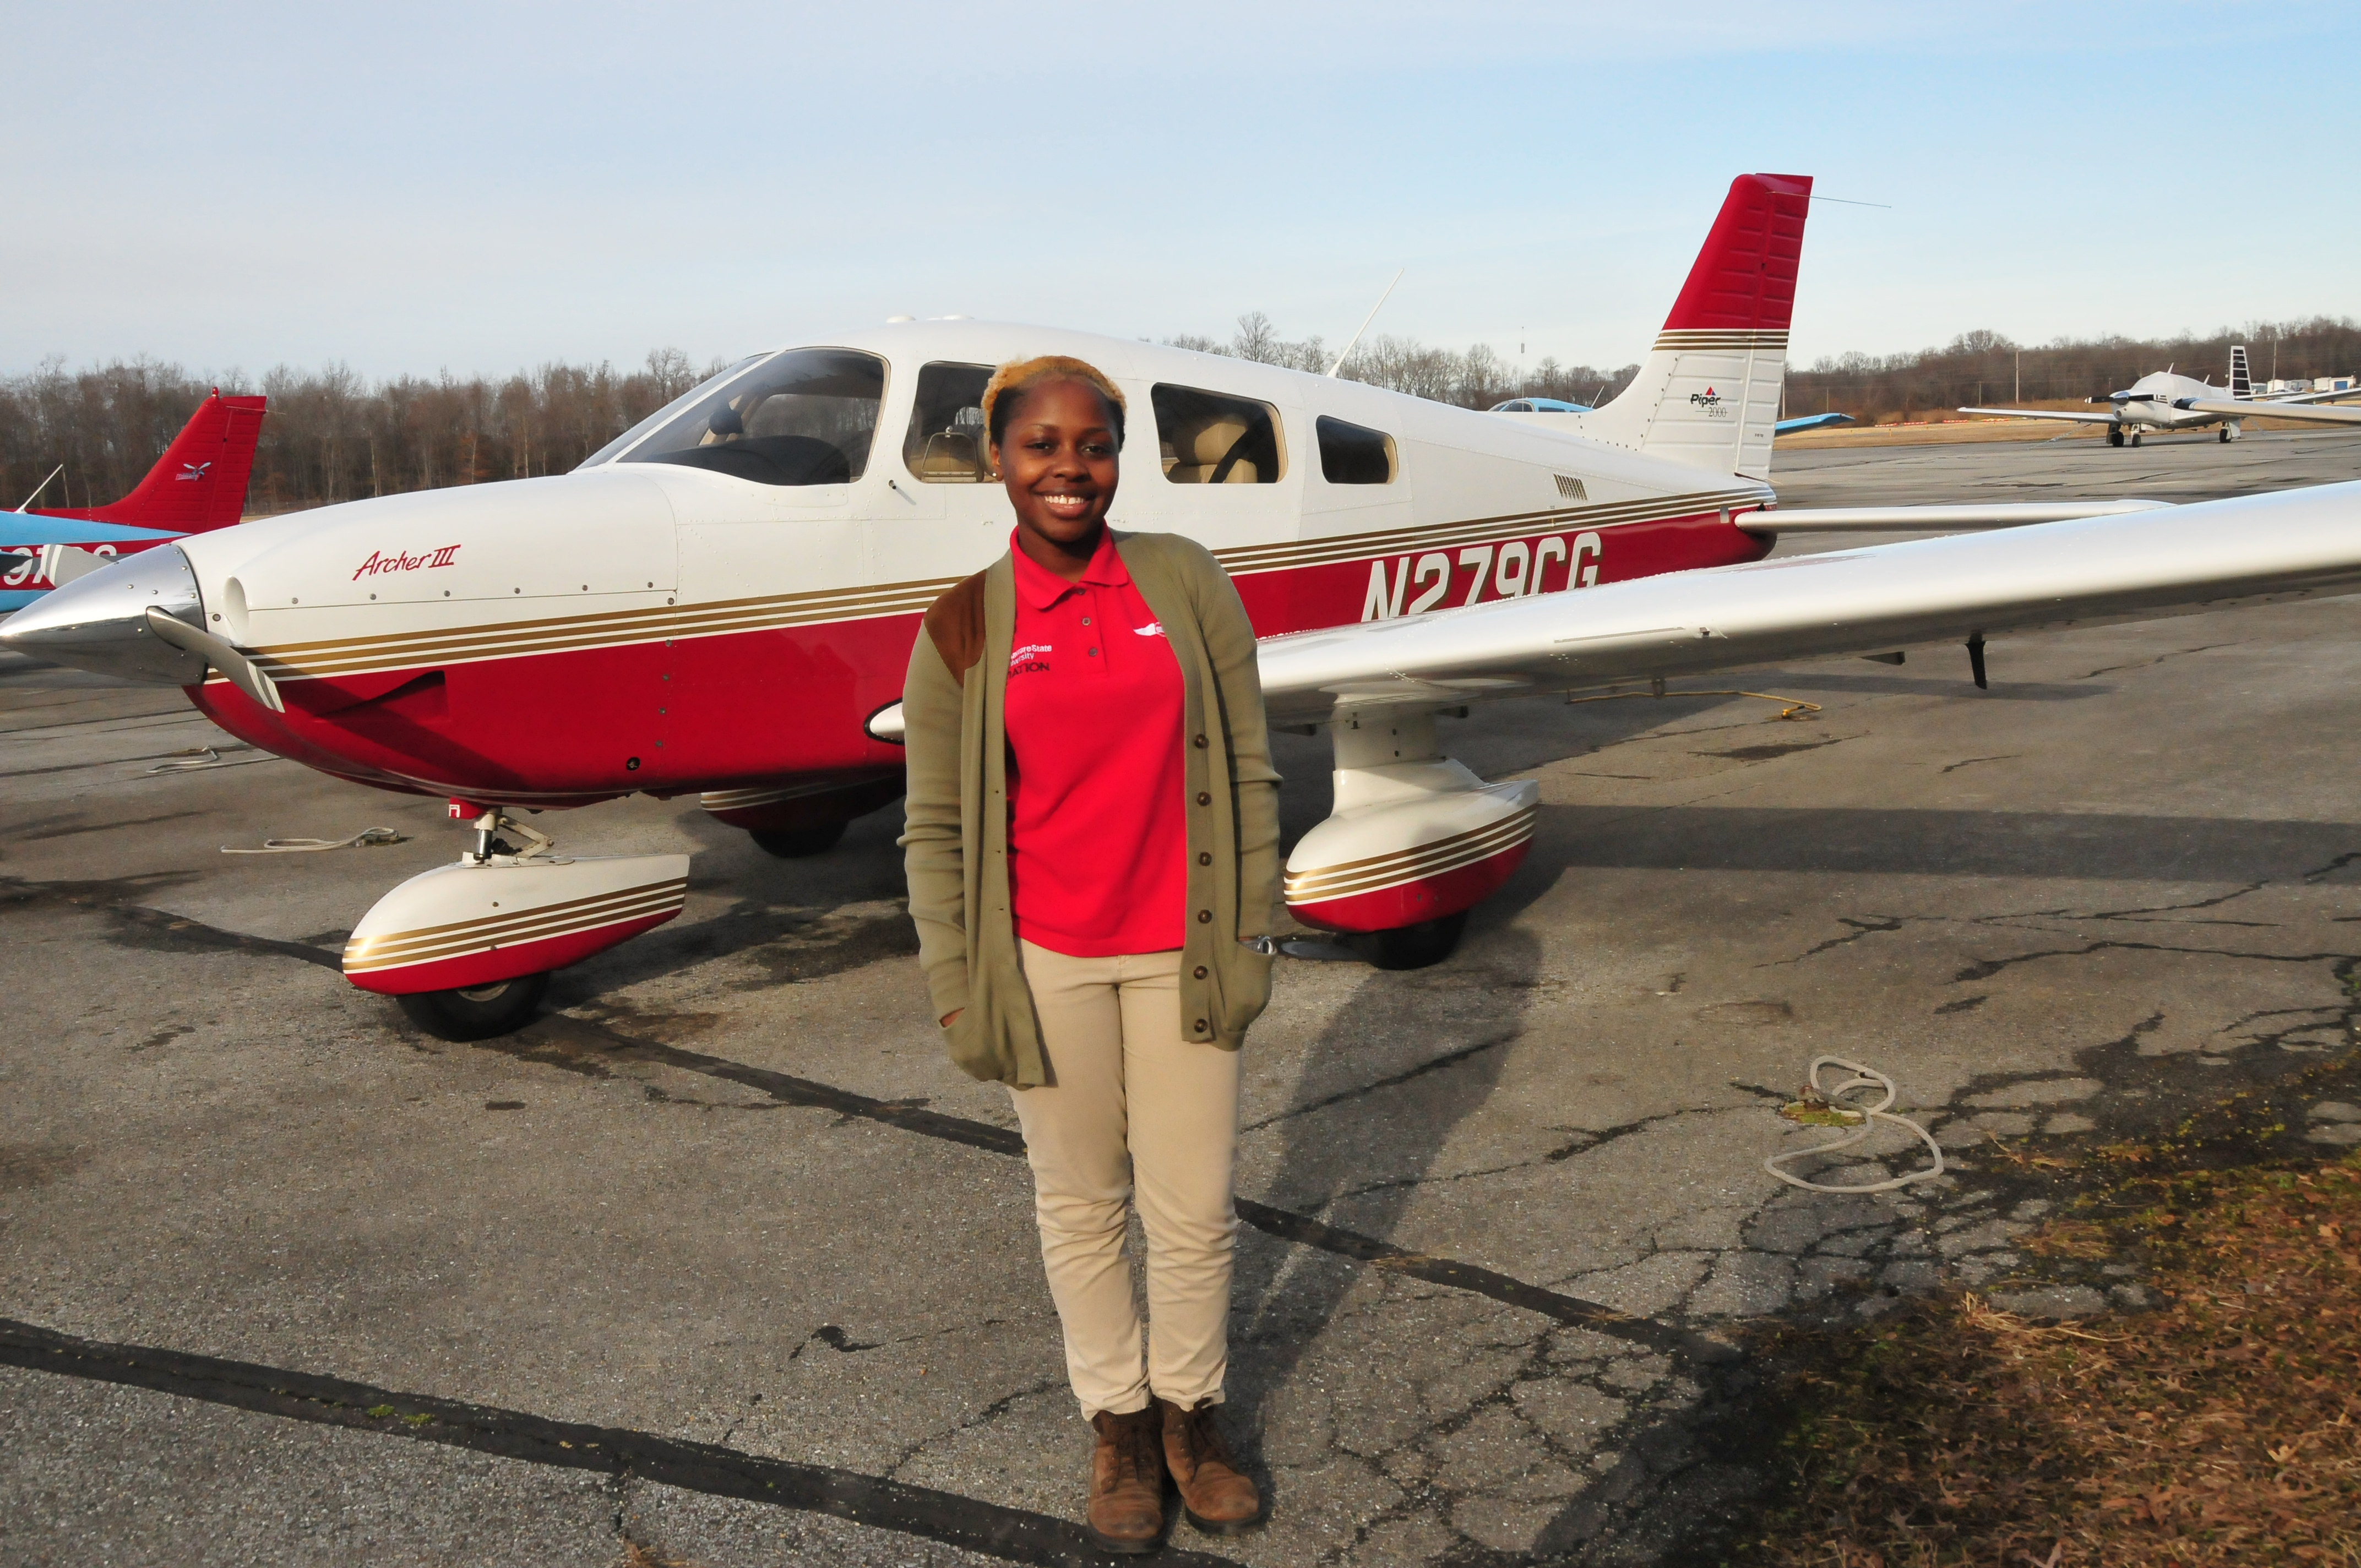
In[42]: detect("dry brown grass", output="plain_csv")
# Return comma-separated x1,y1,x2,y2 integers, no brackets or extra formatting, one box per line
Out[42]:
1741,1157,2361,1566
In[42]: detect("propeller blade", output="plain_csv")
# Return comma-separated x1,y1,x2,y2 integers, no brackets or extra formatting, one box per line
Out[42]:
142,607,285,714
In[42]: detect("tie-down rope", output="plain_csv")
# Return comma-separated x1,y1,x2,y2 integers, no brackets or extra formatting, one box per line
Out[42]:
221,827,406,854
1765,1056,1946,1194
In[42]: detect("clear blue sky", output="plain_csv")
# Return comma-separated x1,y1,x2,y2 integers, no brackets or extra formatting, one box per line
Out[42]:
6,2,2354,383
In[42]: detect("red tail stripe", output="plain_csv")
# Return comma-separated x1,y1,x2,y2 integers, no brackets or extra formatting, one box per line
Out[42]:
1660,173,1813,335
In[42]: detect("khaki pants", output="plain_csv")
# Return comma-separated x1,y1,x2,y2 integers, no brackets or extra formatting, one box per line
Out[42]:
1010,940,1242,1419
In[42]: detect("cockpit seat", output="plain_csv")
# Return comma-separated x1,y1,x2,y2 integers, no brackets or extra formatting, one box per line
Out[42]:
1163,417,1260,484
917,430,983,482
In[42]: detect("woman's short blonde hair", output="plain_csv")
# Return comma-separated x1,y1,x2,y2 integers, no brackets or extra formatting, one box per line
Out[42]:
981,355,1128,450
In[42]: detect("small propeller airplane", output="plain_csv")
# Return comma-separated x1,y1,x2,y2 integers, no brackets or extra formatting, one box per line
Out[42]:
1960,346,2361,448
3,390,268,610
12,173,2361,1043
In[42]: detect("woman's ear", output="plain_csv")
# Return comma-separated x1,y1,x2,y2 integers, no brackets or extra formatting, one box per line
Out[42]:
985,441,1001,479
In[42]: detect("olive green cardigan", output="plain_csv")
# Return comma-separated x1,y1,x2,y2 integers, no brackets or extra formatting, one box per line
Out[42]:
898,530,1282,1086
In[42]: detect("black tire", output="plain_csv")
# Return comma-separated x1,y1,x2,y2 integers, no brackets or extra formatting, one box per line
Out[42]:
750,821,847,858
2130,431,2142,448
396,972,550,1041
2107,428,2124,447
2219,427,2232,443
1356,912,1468,971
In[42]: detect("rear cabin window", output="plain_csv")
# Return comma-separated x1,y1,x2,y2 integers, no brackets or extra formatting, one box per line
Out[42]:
902,362,994,482
620,347,884,486
1152,385,1284,483
1316,416,1396,484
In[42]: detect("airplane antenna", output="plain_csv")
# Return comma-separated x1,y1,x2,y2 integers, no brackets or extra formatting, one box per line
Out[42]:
1325,269,1405,378
13,464,63,513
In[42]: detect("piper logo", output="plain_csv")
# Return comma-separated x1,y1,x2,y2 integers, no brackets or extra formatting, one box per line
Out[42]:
176,461,213,482
353,544,462,580
1689,388,1722,407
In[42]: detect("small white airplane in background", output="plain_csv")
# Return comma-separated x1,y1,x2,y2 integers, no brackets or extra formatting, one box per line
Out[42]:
11,172,2361,1046
1961,345,2361,447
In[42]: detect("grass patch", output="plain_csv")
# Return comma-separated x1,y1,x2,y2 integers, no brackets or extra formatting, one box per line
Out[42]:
1736,1150,2361,1564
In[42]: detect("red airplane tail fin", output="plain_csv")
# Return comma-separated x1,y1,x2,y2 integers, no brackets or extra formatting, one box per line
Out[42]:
1573,173,1812,479
37,391,268,533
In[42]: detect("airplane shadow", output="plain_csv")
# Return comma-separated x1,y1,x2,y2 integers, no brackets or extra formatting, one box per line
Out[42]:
1538,801,2361,885
1223,852,1562,1466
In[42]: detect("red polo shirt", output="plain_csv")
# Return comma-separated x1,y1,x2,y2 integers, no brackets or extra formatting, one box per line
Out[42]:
1004,529,1188,957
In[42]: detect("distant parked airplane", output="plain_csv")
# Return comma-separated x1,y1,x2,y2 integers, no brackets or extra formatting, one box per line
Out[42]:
1489,396,1593,413
3,391,266,610
1959,346,2361,448
1772,411,1855,435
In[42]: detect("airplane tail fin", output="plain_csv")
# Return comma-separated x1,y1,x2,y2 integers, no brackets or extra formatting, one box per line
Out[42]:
1573,173,1811,480
34,391,268,533
2228,344,2253,400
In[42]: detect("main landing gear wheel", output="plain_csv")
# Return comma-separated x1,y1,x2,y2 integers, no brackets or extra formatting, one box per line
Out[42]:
750,821,848,858
2219,426,2234,443
1354,912,1468,971
396,972,550,1041
2107,427,2125,447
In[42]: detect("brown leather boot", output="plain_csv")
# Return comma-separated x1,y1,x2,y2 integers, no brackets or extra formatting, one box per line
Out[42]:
1085,1406,1167,1554
1157,1396,1264,1534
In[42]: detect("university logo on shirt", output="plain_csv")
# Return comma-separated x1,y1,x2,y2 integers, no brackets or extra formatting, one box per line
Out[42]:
1134,622,1165,638
1010,641,1052,677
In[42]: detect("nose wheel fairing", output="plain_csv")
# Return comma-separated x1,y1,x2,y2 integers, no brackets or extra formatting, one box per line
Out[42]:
343,848,689,997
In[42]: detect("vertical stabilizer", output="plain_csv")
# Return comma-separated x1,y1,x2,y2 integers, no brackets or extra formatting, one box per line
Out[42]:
1573,173,1811,478
2228,345,2253,401
31,391,268,533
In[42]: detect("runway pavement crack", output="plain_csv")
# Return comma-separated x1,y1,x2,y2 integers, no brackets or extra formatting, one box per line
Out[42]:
1951,938,2360,985
1938,754,2017,774
1239,1031,1522,1134
0,1315,1247,1568
1764,914,1910,966
1543,1106,1713,1164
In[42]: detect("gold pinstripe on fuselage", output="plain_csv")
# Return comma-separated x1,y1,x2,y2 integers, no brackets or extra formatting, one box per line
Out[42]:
236,489,1769,686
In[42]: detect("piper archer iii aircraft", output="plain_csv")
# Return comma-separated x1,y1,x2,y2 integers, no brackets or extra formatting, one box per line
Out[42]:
12,173,2361,1042
1960,345,2361,448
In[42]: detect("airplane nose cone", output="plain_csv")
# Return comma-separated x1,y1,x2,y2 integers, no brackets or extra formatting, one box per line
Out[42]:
0,545,210,685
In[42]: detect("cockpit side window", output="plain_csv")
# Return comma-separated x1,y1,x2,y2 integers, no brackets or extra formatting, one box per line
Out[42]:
902,362,995,483
578,355,765,469
619,348,885,486
1151,385,1285,484
1315,416,1397,483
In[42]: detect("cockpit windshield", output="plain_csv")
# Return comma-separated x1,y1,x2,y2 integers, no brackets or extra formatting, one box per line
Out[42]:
617,349,886,486
578,356,765,470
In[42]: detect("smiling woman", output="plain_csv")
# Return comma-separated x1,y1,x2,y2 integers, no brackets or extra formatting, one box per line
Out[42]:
897,354,1282,1553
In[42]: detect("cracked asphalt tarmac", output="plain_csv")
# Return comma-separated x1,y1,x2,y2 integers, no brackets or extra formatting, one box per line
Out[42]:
7,429,2361,1566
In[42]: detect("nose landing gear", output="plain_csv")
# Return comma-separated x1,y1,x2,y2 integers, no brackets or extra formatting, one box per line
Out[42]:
344,803,691,1042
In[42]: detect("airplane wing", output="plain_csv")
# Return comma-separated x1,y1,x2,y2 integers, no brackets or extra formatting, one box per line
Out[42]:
1742,499,2168,533
1772,412,1856,434
1254,482,2361,722
1954,406,2118,424
2176,397,2361,428
2253,386,2361,407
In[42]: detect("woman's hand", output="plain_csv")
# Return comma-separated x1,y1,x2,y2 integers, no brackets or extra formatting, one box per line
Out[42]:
940,1009,964,1028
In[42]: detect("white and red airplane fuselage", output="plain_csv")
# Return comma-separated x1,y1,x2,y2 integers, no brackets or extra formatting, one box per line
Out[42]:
175,329,1772,811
